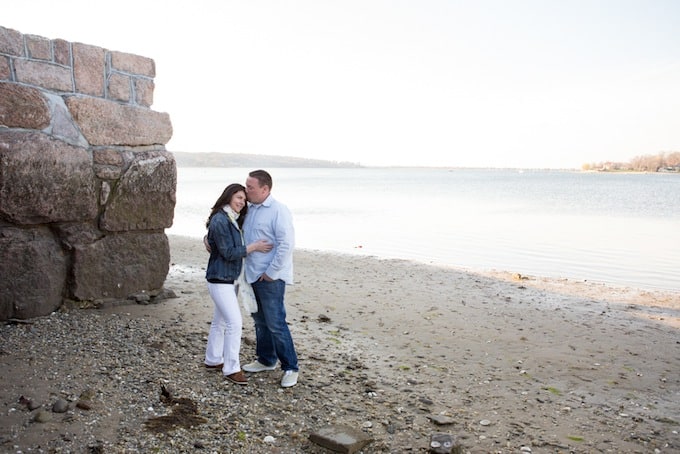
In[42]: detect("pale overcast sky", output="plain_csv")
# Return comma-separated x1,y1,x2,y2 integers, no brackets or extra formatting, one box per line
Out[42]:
4,0,680,168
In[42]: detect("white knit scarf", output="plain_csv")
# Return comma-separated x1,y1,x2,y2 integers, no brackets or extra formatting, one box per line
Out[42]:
222,205,240,225
222,205,244,244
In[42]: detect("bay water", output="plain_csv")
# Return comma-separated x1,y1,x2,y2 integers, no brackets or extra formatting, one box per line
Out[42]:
168,167,680,292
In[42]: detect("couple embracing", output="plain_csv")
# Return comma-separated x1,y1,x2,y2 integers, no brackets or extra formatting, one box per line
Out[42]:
203,169,299,388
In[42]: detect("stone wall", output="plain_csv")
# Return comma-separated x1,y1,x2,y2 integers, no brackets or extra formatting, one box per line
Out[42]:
0,26,176,320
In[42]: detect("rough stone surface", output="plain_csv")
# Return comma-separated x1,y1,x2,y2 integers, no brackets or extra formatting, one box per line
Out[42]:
66,96,173,146
0,82,51,129
45,93,89,147
100,181,112,204
0,130,97,224
0,227,67,319
94,164,123,180
0,26,23,56
53,222,103,250
53,39,71,66
107,72,131,102
26,34,52,60
110,51,155,77
93,148,125,166
100,150,176,231
72,232,169,300
427,414,456,425
73,43,106,97
308,425,373,453
0,56,10,80
134,78,155,107
13,59,73,92
0,26,174,320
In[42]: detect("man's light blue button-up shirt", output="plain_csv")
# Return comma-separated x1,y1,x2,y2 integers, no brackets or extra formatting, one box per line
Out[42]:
243,195,295,285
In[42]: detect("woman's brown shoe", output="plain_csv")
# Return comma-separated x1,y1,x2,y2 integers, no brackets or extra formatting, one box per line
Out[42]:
225,370,247,385
205,363,223,370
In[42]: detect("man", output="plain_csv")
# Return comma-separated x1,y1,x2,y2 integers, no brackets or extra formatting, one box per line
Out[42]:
241,169,299,388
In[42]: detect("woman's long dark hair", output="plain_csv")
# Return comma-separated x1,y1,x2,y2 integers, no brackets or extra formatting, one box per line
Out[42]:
206,183,247,229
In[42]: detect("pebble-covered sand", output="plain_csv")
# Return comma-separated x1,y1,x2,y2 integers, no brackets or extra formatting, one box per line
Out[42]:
1,235,678,453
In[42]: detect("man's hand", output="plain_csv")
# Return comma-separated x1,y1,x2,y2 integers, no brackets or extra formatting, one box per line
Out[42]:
247,239,272,254
203,235,211,253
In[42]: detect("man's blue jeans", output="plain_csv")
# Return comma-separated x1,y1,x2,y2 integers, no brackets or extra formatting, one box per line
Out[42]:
250,279,298,372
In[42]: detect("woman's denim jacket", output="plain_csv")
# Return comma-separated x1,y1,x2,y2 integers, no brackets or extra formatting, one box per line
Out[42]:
205,210,247,283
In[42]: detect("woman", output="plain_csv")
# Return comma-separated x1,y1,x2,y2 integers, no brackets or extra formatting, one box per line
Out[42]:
204,183,271,385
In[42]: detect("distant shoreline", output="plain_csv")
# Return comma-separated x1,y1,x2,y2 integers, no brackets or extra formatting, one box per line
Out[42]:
170,151,679,173
171,151,361,168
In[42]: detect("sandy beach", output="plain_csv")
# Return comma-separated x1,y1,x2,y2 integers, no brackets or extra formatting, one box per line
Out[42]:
1,234,678,453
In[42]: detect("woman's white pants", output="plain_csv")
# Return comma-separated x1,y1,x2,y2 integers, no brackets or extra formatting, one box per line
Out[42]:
205,282,242,375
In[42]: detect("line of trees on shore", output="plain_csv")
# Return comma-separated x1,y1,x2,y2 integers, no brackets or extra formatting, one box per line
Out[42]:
582,151,680,172
172,152,361,168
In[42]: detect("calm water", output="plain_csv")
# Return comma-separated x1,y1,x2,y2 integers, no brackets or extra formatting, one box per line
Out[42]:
169,167,680,292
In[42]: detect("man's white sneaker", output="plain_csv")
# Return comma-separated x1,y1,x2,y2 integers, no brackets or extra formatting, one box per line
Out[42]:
242,360,277,373
281,370,298,388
